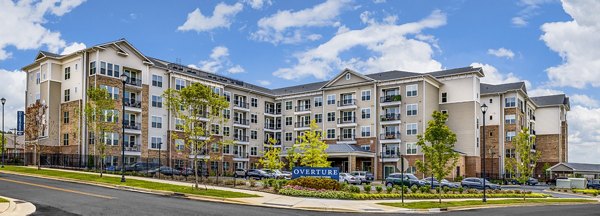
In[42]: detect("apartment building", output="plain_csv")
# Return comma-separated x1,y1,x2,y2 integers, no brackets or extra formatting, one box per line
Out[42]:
22,39,568,179
480,83,570,178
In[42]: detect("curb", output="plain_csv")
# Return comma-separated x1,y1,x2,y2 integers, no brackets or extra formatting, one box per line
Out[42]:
0,195,36,216
543,189,594,198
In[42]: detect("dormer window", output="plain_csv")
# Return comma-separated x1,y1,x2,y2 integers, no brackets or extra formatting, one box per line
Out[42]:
345,73,351,80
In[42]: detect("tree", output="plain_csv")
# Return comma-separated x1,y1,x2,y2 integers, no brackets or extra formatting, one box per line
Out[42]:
289,120,330,168
163,83,229,189
506,128,540,189
415,111,460,204
25,100,47,170
259,137,284,170
84,87,116,177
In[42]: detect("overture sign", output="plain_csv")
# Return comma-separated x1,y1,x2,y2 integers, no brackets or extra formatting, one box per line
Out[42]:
291,167,340,180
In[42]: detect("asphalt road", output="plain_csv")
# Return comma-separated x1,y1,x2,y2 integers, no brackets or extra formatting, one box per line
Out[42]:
0,173,598,216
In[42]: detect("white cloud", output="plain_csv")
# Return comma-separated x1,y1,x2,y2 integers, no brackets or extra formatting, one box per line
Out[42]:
272,10,446,80
60,42,86,55
227,65,245,74
567,105,600,163
373,0,386,3
195,46,245,74
570,94,599,108
245,0,272,9
0,69,26,130
251,0,350,44
177,2,243,32
470,62,522,85
511,0,553,27
527,88,563,97
257,80,271,86
511,17,528,27
487,48,515,59
541,0,600,88
0,0,85,60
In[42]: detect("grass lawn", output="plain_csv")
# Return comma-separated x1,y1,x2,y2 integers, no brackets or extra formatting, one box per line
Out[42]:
379,198,597,209
1,166,258,199
0,197,7,203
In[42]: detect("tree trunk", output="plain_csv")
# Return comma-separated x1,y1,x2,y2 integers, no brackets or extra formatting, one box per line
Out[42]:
194,157,199,190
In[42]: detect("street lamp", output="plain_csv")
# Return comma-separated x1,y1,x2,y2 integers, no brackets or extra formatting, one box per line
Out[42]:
480,103,488,202
120,74,128,182
1,97,5,168
158,142,162,179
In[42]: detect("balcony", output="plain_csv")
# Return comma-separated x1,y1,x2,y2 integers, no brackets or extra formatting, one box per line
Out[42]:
233,101,250,111
234,135,249,143
123,122,141,130
380,113,401,125
124,99,141,109
380,132,401,140
125,77,142,87
337,99,357,110
337,117,357,127
337,135,356,144
233,152,249,161
294,105,311,115
264,139,282,146
264,108,281,116
294,121,310,130
233,118,250,127
124,144,140,152
380,95,402,104
264,123,281,131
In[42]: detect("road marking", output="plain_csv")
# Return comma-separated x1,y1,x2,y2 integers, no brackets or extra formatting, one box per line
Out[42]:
0,177,115,199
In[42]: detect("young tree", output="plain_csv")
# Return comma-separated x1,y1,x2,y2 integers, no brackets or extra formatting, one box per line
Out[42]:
285,144,301,170
25,100,47,170
292,120,330,168
505,128,540,191
415,111,459,204
84,87,116,177
163,83,229,189
259,137,284,170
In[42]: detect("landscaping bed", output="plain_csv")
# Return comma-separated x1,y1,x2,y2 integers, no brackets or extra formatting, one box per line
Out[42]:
379,198,596,209
550,187,600,196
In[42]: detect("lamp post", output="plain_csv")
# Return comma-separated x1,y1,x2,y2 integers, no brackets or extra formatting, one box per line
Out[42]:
158,142,161,179
120,74,128,182
1,97,5,168
481,103,488,202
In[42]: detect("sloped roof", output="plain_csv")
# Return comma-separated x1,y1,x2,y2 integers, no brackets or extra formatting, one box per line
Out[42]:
550,163,600,172
480,82,527,95
531,94,570,108
39,51,63,58
270,81,328,95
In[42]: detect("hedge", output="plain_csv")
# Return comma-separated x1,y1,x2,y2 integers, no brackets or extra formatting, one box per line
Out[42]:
287,177,340,190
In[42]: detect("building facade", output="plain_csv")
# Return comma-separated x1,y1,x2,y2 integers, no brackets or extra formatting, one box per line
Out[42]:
22,39,568,179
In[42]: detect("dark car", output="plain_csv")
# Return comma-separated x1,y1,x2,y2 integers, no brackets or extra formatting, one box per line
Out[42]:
350,171,375,184
149,166,181,176
246,169,272,180
385,173,426,188
509,177,539,185
461,177,501,190
234,169,247,178
422,177,460,188
126,162,159,172
588,179,600,189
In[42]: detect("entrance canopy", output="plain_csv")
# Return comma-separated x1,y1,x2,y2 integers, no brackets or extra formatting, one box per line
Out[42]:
548,162,600,177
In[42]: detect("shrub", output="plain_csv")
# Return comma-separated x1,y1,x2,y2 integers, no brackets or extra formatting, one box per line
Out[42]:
287,177,341,190
420,185,431,193
466,189,478,194
410,185,419,193
454,176,464,182
364,184,372,194
262,180,269,189
393,185,400,193
249,179,257,187
442,186,450,194
402,185,409,194
341,182,349,191
224,180,235,186
349,185,361,193
386,186,394,194
550,187,556,191
375,185,383,194
435,187,441,193
266,179,276,187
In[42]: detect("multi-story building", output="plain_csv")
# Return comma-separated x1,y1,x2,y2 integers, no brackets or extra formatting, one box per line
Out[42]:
22,39,568,179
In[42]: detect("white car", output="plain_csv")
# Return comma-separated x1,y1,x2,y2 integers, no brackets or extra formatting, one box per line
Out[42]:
272,169,292,179
339,173,361,184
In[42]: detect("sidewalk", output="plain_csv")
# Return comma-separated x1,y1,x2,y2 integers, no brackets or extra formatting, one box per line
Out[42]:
0,196,36,216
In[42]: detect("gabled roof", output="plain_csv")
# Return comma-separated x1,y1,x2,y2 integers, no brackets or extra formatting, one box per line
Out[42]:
531,94,570,109
549,162,600,172
480,82,527,95
321,68,375,89
93,38,154,65
35,51,63,60
270,81,328,95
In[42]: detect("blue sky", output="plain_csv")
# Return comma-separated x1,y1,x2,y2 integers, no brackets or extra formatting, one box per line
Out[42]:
0,0,599,163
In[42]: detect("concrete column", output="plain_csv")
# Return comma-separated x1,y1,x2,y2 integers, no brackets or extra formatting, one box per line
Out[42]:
348,155,357,172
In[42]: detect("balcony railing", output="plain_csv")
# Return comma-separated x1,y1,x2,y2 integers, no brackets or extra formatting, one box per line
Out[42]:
264,139,282,145
337,117,356,124
380,113,401,121
123,122,141,130
337,99,356,107
294,105,311,112
233,101,249,109
124,99,141,108
264,123,281,130
233,118,250,126
530,130,536,135
382,152,400,158
125,77,142,86
380,95,402,103
125,144,140,152
265,108,281,115
234,135,249,142
380,132,401,140
233,152,248,158
294,121,310,128
337,135,356,141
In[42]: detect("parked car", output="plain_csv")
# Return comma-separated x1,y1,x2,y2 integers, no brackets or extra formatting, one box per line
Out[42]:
246,169,272,180
421,177,441,188
339,173,361,184
149,166,181,176
461,177,501,190
385,173,426,188
272,170,291,179
125,162,159,172
508,177,539,185
422,177,460,188
587,179,600,189
233,169,246,178
350,171,374,184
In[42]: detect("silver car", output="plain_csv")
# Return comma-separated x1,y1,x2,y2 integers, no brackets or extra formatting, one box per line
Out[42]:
339,173,361,185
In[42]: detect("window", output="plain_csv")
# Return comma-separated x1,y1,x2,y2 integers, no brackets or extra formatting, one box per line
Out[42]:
518,99,524,113
406,143,417,155
223,126,230,136
505,97,516,107
35,72,40,84
285,117,292,126
175,118,185,131
64,89,70,102
63,111,69,124
107,63,113,76
506,131,516,141
223,109,230,119
489,98,493,104
100,85,119,100
361,108,371,119
505,115,516,124
505,148,516,158
223,145,231,154
361,126,371,137
64,67,71,80
361,145,371,151
342,128,354,139
211,124,220,134
100,61,106,74
314,114,322,123
250,114,257,123
223,91,231,102
406,104,418,116
285,101,292,110
406,123,418,135
441,92,447,103
250,130,257,139
327,112,335,122
89,61,96,74
361,90,371,101
327,129,335,139
327,95,335,105
151,137,162,149
314,97,322,107
441,110,448,115
102,110,119,123
175,139,184,151
152,75,163,87
175,78,186,90
114,64,120,77
63,133,69,146
151,116,162,128
406,84,418,97
250,98,258,107
152,95,162,108
345,73,351,80
103,132,119,146
250,147,258,156
285,132,292,141
490,115,493,120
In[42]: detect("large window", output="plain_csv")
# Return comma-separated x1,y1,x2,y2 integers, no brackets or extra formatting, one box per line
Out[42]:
506,131,516,141
505,97,516,107
151,137,162,149
100,85,119,100
250,147,258,156
327,94,336,105
406,143,417,155
63,111,69,123
327,129,335,139
100,61,106,74
314,97,322,107
406,84,418,97
406,123,418,135
152,74,163,87
175,118,185,131
176,139,185,151
223,126,230,136
151,116,162,128
327,112,335,122
63,133,69,146
250,114,257,123
406,104,418,116
314,114,322,123
361,108,371,119
64,67,71,80
250,130,257,139
251,98,258,107
64,89,70,102
361,126,371,137
505,115,516,124
285,132,292,141
152,95,163,108
441,92,447,103
89,61,96,74
285,117,292,126
285,101,292,110
175,78,186,90
361,90,371,101
102,110,119,123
